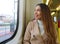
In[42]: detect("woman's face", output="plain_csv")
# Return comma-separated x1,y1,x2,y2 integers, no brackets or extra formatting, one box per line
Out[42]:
34,5,42,20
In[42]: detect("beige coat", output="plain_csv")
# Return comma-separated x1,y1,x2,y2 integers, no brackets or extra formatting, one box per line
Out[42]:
23,20,57,44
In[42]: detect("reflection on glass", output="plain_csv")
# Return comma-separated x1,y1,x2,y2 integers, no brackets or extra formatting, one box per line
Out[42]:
0,0,18,42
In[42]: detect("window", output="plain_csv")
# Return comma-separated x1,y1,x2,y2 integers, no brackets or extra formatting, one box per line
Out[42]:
54,16,57,22
0,0,19,43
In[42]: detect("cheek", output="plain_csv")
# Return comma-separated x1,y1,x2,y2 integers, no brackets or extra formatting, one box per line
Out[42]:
38,12,41,15
34,12,41,19
34,11,42,18
37,12,41,17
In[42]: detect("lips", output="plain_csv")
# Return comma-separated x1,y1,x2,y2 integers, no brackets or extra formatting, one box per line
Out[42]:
35,14,39,17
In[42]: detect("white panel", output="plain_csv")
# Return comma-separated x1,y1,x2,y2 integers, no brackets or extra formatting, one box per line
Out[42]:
6,0,25,44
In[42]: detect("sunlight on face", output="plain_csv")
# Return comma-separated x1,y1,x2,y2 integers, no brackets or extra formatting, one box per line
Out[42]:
34,5,42,20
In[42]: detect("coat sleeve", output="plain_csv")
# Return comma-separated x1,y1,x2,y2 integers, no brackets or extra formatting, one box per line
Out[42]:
23,22,32,44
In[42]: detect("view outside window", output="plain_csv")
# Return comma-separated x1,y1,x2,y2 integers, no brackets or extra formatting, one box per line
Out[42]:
0,0,18,42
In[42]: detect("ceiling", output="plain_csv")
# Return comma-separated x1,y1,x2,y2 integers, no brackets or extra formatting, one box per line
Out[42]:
48,0,60,9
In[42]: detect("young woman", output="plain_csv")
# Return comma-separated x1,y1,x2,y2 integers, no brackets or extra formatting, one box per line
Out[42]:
23,3,57,44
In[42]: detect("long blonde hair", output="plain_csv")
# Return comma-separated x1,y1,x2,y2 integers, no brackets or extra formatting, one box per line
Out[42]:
37,3,57,44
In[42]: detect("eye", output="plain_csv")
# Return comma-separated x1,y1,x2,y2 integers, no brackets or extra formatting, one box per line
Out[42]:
37,9,40,11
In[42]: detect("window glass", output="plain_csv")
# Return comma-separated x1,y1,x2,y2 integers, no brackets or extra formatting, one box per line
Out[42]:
0,0,18,42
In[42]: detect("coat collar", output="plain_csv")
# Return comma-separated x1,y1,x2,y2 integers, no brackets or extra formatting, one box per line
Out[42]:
33,20,41,35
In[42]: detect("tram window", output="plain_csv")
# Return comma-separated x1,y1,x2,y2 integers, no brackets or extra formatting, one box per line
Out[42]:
0,0,19,43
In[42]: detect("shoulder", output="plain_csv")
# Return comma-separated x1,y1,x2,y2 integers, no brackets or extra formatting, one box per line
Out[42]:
26,20,37,32
26,20,36,29
28,20,36,26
